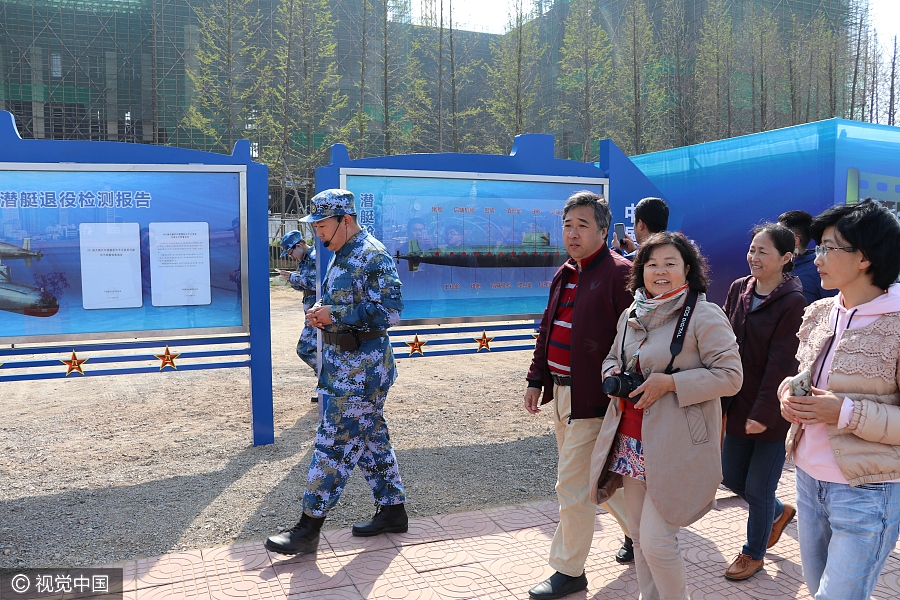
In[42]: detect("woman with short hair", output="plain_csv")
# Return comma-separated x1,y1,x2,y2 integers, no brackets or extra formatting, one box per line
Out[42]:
780,199,900,599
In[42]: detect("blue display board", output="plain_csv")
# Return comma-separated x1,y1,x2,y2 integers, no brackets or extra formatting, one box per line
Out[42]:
0,165,246,343
342,170,605,320
315,134,665,323
0,110,273,446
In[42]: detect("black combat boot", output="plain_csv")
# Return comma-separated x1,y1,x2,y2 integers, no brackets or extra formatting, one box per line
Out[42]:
264,513,325,555
615,535,634,563
351,503,409,537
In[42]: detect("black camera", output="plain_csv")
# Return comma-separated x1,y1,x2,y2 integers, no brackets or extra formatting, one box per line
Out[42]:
602,371,644,403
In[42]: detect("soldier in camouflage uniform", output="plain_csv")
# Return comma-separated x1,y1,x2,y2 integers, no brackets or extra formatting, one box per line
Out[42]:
277,230,318,372
265,189,408,556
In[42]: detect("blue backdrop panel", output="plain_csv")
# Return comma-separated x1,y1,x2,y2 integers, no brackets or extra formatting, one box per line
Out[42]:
833,121,900,213
633,119,900,304
316,134,664,321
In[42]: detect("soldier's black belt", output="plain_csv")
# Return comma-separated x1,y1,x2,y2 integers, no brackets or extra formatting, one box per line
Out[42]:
322,329,387,351
551,373,572,387
302,289,315,300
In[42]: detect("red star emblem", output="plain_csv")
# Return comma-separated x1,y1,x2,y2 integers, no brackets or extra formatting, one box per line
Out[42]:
155,345,181,370
60,350,88,376
474,330,494,352
405,334,427,356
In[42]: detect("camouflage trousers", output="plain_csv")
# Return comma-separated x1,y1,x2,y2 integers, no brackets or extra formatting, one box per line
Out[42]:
301,389,406,517
295,324,318,373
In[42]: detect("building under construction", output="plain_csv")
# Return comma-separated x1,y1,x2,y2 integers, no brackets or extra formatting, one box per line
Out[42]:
0,0,196,144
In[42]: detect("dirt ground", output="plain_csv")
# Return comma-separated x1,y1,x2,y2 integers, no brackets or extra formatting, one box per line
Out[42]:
0,285,558,568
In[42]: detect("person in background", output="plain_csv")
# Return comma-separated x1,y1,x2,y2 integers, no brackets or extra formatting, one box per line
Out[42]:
720,223,806,581
525,191,635,600
277,230,318,374
612,196,669,260
778,210,838,304
590,232,743,600
265,189,407,556
780,199,900,600
407,217,434,250
445,226,464,247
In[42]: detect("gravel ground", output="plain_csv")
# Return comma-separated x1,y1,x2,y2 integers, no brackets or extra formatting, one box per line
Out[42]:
0,286,558,568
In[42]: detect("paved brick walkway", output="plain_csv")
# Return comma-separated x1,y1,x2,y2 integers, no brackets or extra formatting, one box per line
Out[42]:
114,467,900,599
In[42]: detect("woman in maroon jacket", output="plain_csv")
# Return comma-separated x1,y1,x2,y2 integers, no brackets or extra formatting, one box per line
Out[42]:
721,223,807,581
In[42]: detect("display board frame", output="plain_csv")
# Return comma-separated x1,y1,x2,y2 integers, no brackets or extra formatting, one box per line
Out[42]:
0,109,274,446
0,162,250,345
338,167,609,324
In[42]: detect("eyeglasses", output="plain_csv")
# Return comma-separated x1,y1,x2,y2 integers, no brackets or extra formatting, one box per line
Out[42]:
814,244,855,257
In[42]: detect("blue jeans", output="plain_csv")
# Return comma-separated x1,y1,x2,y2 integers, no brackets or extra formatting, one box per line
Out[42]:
796,467,900,600
721,434,786,560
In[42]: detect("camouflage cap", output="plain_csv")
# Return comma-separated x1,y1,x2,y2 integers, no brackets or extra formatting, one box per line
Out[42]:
300,189,357,223
280,230,305,257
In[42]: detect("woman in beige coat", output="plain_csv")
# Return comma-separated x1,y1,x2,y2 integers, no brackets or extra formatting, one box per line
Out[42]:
590,232,743,600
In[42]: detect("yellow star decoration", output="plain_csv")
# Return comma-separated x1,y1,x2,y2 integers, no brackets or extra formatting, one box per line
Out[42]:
474,330,494,352
405,334,427,356
60,350,88,376
155,345,181,370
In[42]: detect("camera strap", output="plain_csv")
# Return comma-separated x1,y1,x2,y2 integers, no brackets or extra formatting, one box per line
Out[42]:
619,289,698,375
664,289,699,375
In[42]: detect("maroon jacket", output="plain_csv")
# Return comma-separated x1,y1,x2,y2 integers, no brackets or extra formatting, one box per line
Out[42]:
722,275,806,441
527,244,633,419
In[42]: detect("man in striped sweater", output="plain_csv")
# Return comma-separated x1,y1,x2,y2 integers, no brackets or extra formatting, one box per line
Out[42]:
524,191,635,600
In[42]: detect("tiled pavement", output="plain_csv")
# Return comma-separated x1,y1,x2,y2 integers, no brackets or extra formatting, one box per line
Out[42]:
111,467,900,599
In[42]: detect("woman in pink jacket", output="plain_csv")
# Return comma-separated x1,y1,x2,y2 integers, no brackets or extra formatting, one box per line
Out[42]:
780,199,900,600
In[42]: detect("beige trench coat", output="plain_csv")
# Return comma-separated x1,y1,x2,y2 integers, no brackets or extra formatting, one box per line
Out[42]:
589,298,743,527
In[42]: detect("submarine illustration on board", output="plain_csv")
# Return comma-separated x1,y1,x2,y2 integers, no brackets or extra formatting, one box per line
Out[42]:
0,263,59,317
0,238,43,267
0,239,59,317
396,232,567,271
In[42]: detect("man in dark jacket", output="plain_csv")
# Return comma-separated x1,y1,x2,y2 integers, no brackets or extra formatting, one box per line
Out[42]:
523,191,634,600
778,210,838,304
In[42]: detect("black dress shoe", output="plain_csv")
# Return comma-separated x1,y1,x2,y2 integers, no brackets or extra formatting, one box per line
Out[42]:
352,503,408,537
264,513,325,555
528,571,588,600
615,536,634,564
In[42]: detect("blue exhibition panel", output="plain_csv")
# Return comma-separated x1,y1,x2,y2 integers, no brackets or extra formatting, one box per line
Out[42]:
315,135,664,321
631,119,900,304
0,111,274,446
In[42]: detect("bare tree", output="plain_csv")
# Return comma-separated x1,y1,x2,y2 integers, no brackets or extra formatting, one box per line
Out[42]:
555,0,613,161
890,36,897,126
182,0,266,153
694,0,735,141
484,0,545,154
616,0,663,155
741,5,780,132
657,0,696,147
848,1,868,119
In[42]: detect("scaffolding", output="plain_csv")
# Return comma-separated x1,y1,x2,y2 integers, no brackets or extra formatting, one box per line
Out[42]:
0,0,197,144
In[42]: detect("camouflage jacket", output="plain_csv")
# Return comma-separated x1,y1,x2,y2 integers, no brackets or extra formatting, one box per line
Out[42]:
318,229,404,397
288,247,317,311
